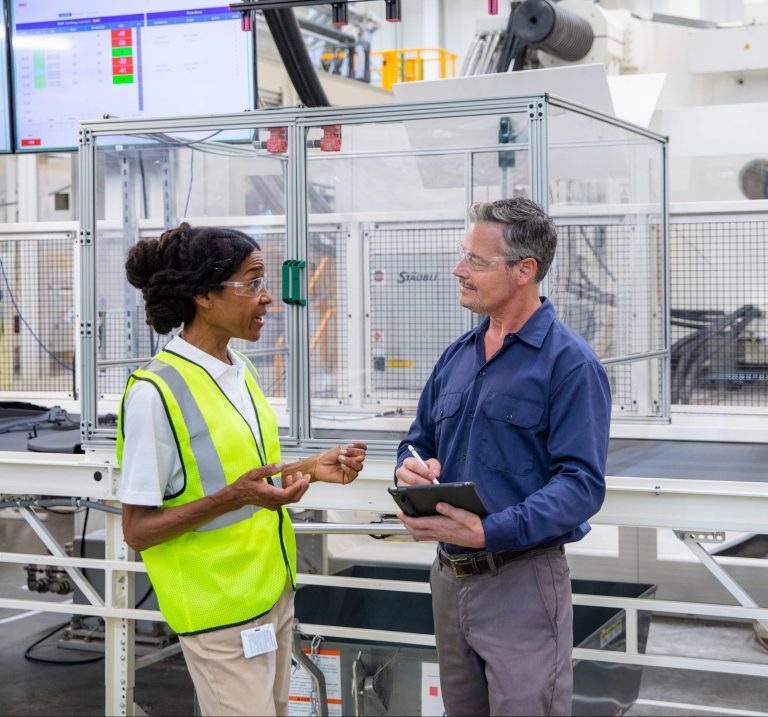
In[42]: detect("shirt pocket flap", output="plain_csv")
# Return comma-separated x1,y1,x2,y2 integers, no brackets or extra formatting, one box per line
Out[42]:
485,395,542,429
433,392,462,423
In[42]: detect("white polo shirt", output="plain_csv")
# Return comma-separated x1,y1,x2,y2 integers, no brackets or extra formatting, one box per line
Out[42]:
119,335,263,506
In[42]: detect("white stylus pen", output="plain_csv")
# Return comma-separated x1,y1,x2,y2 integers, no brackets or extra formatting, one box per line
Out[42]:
407,444,439,484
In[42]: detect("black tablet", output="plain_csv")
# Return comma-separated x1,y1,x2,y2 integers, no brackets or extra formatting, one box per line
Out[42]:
388,482,489,517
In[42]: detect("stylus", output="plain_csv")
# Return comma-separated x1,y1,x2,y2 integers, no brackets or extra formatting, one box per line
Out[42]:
407,444,439,484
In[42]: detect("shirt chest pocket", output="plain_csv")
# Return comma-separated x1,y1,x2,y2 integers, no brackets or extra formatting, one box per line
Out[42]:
477,395,543,476
432,392,462,445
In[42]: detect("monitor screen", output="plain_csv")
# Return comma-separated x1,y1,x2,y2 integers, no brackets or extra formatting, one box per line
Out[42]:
10,2,254,152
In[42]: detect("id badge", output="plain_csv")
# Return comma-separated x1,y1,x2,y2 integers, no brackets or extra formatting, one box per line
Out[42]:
240,622,278,659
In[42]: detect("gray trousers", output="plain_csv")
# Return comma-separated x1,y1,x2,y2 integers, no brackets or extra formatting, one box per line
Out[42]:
430,547,573,717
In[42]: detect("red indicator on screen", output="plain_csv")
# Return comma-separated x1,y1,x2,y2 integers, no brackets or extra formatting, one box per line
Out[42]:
111,29,132,47
21,139,42,147
112,57,134,73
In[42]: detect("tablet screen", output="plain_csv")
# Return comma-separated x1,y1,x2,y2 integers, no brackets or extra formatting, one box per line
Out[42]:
388,482,489,517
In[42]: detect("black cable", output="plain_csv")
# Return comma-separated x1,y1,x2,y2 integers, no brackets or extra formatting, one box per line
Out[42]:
495,2,520,72
136,583,154,608
0,258,74,372
24,621,104,665
25,503,153,663
263,7,330,107
671,304,761,403
141,130,223,147
579,226,617,282
75,502,155,609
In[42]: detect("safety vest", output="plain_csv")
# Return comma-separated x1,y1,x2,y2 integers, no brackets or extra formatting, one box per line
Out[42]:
116,348,296,635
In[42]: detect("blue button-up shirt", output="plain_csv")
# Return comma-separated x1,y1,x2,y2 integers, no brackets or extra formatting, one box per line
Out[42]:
396,298,611,554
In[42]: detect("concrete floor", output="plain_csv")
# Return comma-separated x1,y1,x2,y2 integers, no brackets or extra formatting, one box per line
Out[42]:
0,510,194,716
627,617,768,717
2,511,768,716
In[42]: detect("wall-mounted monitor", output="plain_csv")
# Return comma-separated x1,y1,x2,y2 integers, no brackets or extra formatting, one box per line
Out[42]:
10,2,254,152
0,6,13,153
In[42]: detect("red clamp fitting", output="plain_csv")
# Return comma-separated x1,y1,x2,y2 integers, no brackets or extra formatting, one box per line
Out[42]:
266,127,288,154
320,125,342,152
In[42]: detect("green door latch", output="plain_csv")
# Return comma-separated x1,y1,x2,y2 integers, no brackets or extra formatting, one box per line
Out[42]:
281,259,307,306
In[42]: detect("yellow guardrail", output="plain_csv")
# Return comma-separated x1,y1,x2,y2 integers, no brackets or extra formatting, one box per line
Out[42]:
369,47,457,90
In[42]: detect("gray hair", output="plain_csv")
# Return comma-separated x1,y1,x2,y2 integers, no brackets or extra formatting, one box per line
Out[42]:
468,198,557,282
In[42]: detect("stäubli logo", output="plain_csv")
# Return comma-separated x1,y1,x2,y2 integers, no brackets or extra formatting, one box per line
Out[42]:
397,272,438,284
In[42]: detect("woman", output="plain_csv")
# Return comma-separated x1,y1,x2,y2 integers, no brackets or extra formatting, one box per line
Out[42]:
117,222,367,716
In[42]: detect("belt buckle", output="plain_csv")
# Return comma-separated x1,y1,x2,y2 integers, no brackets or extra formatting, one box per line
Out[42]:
450,553,479,578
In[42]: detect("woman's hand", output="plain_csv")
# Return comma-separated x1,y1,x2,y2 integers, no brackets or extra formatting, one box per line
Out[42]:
312,442,368,485
231,463,310,509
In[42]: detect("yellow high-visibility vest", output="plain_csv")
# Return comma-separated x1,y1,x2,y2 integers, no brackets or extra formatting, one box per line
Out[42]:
117,348,295,635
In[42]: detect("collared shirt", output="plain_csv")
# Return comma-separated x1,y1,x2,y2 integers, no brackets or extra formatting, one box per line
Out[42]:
119,335,263,506
396,298,611,554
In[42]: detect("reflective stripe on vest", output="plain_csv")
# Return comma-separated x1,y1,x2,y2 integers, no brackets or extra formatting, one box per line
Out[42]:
116,349,296,635
138,357,256,532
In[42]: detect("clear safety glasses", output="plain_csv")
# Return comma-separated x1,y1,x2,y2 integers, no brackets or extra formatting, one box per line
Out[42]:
219,276,268,297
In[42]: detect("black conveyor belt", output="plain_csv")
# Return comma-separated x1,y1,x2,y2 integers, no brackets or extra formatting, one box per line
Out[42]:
1,402,766,484
608,438,768,483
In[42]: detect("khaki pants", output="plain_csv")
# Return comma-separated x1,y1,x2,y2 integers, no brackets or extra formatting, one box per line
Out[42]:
179,587,295,717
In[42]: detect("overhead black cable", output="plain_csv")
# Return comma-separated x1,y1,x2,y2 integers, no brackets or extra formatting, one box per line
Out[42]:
263,8,330,107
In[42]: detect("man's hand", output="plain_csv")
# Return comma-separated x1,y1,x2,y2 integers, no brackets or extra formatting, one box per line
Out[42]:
312,442,368,485
230,462,310,510
395,455,441,485
397,502,485,549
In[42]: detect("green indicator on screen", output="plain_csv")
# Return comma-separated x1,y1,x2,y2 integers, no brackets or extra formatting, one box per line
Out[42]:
113,75,133,84
112,47,133,57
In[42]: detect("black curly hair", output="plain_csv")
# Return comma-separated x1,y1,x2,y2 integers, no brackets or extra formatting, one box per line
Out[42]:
125,222,260,335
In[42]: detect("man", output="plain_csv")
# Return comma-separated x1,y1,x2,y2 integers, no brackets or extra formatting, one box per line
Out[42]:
395,198,611,717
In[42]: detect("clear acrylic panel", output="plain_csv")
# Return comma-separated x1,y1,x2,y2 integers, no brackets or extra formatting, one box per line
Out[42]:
305,113,528,440
547,105,666,419
93,129,289,432
471,149,529,203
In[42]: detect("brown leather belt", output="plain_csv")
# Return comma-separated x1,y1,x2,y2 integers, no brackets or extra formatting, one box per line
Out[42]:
438,544,564,578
